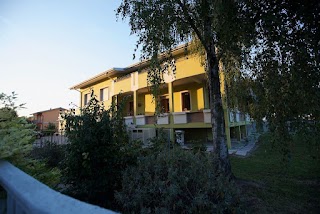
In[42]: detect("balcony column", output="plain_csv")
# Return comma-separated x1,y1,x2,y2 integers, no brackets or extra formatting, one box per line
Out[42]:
238,126,242,141
168,81,175,142
203,84,210,109
133,90,137,124
80,91,83,108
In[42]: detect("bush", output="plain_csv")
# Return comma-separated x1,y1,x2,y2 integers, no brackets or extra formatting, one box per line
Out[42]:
0,92,61,189
61,94,132,208
16,158,62,189
0,92,34,160
116,147,240,213
31,141,67,169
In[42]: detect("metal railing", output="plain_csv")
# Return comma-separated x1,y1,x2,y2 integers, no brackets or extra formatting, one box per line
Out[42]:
0,160,117,214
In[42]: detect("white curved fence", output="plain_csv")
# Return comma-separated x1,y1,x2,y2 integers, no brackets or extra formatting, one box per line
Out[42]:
0,160,117,214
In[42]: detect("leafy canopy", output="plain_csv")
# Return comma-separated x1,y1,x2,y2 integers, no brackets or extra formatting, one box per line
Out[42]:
227,0,320,159
61,93,136,208
0,92,34,160
117,0,253,112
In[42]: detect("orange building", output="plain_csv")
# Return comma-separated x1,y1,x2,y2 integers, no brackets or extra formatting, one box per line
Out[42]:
31,107,66,131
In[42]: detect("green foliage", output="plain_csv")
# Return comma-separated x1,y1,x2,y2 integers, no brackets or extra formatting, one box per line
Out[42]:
117,0,252,115
61,93,131,208
16,158,62,189
226,0,320,161
31,141,67,169
231,133,320,213
116,147,240,213
0,92,61,189
0,92,34,160
0,117,34,159
42,122,56,136
46,122,56,131
293,122,320,159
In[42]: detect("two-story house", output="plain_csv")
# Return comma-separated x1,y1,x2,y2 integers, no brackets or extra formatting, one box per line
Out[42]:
70,46,250,148
31,107,66,132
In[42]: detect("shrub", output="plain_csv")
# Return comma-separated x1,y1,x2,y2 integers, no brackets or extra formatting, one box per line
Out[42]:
31,141,67,169
116,147,240,213
61,94,132,208
0,92,61,189
0,92,34,160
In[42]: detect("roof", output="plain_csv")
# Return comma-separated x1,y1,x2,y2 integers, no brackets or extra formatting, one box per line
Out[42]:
32,107,67,115
69,44,188,90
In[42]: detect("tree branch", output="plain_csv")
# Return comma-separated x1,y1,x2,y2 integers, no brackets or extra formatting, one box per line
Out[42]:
175,0,209,53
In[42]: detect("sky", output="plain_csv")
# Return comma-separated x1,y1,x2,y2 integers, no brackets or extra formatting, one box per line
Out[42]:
0,0,139,117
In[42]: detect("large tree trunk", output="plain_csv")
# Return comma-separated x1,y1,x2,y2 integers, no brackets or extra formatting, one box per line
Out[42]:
206,40,232,177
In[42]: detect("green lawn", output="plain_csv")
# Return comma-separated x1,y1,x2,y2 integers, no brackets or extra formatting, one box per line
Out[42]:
231,133,320,213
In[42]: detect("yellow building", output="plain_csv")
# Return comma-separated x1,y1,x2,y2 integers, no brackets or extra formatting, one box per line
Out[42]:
70,46,250,148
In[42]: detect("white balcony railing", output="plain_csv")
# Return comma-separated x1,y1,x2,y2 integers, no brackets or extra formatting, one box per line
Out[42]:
0,160,117,214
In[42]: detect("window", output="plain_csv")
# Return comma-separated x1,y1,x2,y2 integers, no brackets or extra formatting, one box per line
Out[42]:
128,101,134,116
84,93,89,105
100,87,109,101
160,96,169,113
181,91,191,111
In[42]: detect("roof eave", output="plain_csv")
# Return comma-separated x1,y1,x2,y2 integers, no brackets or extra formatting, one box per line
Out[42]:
69,44,189,90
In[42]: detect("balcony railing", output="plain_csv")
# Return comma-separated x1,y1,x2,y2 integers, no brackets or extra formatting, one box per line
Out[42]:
0,160,117,214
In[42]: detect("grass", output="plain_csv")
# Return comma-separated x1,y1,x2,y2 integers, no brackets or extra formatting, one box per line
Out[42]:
231,133,320,213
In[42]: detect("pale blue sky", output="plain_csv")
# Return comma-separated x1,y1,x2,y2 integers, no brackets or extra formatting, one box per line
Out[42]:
0,0,138,116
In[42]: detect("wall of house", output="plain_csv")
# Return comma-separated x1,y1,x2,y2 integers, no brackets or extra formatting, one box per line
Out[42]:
172,82,204,112
114,75,131,95
33,108,63,131
80,78,114,108
175,55,204,80
143,93,155,115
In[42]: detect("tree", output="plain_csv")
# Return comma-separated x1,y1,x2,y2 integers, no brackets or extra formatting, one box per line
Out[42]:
0,92,61,188
117,0,253,177
61,92,132,208
0,92,34,160
228,0,320,160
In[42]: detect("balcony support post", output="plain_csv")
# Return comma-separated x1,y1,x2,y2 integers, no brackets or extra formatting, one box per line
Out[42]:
133,90,137,125
203,83,210,109
168,81,175,142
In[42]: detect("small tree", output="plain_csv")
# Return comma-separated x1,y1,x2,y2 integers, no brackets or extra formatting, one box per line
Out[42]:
0,92,34,160
62,92,131,208
226,0,320,160
0,92,61,188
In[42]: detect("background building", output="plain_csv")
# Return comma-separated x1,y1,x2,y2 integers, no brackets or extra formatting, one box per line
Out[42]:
31,107,66,132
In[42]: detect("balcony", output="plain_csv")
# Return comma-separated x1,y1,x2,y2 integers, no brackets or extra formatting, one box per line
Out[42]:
203,109,211,123
135,115,146,126
157,113,169,125
129,111,206,126
172,112,187,124
124,116,134,126
0,160,116,214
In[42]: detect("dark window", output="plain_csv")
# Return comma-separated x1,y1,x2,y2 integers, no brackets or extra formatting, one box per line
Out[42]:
182,92,191,111
100,89,104,101
100,87,109,101
84,94,88,105
160,97,169,113
129,101,134,116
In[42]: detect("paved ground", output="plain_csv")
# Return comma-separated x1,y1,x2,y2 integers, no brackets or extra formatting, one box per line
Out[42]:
202,132,260,157
231,132,260,156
